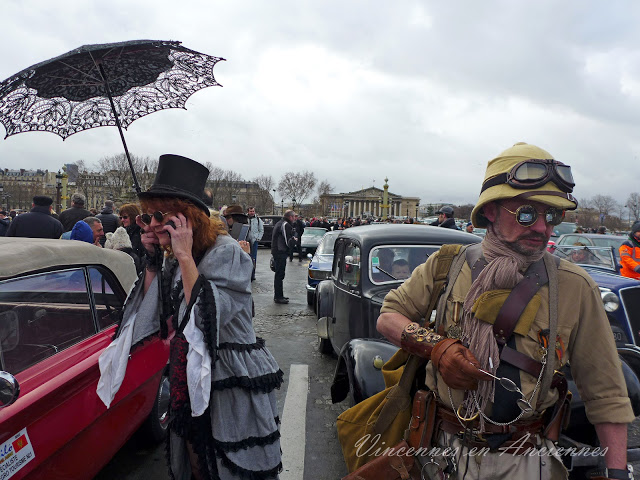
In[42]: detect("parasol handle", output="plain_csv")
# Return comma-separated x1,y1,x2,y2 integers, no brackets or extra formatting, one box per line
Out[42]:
97,62,142,195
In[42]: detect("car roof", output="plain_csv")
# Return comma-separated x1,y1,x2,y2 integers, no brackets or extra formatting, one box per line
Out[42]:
336,224,480,247
0,237,137,288
560,233,626,239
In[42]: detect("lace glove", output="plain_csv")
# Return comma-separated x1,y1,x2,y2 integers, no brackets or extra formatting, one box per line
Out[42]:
431,338,487,390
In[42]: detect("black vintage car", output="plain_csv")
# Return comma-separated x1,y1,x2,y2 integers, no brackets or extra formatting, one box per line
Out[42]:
315,224,480,395
257,215,284,248
318,226,640,477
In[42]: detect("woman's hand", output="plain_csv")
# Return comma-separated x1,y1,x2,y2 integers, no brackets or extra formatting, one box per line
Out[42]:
238,240,251,254
135,215,159,254
164,213,193,260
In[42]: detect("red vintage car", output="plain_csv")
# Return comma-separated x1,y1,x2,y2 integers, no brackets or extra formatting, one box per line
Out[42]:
0,238,171,480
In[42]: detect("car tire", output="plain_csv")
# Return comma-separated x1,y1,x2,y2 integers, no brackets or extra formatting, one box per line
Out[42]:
317,335,333,354
140,368,170,443
307,290,315,307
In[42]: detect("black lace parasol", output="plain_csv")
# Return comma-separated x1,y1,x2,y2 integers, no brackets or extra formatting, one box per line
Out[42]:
0,39,225,193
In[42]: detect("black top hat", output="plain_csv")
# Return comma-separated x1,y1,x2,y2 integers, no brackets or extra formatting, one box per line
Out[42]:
138,154,210,215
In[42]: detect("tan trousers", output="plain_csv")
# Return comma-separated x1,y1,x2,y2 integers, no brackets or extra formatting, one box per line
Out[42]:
418,432,569,480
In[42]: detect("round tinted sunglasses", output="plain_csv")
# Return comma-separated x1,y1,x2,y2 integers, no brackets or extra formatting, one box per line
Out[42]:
500,204,565,227
140,211,171,225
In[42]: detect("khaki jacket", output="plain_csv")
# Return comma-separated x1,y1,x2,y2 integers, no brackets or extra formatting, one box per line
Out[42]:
381,250,634,425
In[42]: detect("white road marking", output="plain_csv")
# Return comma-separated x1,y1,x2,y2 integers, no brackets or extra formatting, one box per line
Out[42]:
280,363,309,480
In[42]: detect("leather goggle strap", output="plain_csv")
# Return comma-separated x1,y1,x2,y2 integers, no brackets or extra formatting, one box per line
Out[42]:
512,190,577,206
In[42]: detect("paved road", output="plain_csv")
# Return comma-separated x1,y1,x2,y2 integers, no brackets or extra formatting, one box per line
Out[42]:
96,247,349,480
96,246,640,479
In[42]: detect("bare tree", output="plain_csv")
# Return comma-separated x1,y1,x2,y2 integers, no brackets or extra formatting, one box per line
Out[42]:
626,192,640,223
96,153,150,203
315,180,333,216
277,171,317,207
590,195,619,225
253,175,276,214
204,166,244,207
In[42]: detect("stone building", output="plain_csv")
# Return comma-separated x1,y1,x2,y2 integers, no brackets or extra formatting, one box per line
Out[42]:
320,187,420,219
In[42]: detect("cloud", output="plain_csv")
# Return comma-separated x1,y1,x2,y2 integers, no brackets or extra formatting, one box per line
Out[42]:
1,0,639,209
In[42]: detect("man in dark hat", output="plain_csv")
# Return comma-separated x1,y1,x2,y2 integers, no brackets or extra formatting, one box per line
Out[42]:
59,192,92,232
430,205,459,229
6,195,63,238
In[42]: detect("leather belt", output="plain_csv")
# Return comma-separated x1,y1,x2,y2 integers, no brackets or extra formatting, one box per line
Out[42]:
436,405,545,436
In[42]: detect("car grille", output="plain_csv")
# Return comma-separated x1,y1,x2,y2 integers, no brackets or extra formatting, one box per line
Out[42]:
620,286,640,345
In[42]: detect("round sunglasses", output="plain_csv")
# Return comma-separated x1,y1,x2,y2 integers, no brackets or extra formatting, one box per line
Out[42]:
500,204,565,227
140,211,171,225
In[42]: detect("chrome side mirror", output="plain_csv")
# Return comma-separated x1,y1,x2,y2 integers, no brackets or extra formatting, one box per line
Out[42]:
0,371,20,408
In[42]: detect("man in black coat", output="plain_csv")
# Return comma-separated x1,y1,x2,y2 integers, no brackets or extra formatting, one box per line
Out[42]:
0,211,10,236
96,200,119,234
290,214,305,262
59,193,92,232
430,206,459,229
271,210,297,304
6,196,63,239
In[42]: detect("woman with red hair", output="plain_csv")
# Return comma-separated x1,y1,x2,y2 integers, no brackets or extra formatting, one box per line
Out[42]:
97,155,282,480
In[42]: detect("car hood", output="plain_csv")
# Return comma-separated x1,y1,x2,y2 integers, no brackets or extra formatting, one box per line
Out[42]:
309,254,333,270
583,266,640,289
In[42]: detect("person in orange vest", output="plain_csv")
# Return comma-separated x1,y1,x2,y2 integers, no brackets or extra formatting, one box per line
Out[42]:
619,221,640,280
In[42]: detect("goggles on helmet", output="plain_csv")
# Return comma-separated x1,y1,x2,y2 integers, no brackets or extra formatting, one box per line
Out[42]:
481,159,575,194
499,204,565,227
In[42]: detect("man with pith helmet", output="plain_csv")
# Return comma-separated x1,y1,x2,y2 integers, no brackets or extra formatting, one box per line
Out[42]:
374,142,633,479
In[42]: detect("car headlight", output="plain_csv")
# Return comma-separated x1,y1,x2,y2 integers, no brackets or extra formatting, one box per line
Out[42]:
600,288,620,312
309,269,331,280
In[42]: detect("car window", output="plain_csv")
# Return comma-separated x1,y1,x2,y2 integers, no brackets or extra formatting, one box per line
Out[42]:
89,267,126,330
316,234,339,255
591,237,625,249
0,268,96,374
370,245,439,284
339,243,361,288
558,235,577,245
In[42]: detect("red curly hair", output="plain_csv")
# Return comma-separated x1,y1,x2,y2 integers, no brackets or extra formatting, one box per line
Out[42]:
139,197,227,257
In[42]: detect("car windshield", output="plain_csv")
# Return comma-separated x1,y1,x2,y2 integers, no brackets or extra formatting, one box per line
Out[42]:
552,222,578,237
552,245,616,270
370,245,440,284
316,233,339,255
590,237,626,249
304,228,328,237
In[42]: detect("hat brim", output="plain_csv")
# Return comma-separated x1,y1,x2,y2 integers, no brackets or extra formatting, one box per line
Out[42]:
139,185,210,216
471,183,578,228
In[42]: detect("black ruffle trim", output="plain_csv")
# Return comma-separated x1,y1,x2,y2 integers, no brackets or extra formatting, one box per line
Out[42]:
217,448,282,480
198,279,218,365
211,369,284,393
218,337,266,351
214,426,281,453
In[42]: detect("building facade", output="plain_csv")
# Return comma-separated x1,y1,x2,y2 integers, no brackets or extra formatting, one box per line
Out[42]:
320,187,420,219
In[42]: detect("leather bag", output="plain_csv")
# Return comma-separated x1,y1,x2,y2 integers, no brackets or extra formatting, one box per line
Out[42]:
336,244,463,473
341,440,420,480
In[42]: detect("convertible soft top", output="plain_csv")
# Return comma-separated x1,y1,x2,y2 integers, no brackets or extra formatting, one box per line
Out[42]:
0,237,137,289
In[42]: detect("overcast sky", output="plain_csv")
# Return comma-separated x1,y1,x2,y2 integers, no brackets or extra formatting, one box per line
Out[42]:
2,1,640,208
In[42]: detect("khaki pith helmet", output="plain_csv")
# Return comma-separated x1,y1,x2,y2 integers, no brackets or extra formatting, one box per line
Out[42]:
471,142,579,228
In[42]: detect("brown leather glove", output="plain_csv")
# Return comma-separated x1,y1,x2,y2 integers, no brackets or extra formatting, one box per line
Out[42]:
431,339,489,390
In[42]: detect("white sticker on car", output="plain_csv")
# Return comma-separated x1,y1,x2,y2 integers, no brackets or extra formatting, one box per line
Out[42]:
0,428,35,480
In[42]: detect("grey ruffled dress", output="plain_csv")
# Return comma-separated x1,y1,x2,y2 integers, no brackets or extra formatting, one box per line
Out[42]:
105,234,283,479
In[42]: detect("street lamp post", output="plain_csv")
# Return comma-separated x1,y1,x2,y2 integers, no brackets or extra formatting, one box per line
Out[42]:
55,171,63,214
281,199,284,215
272,189,276,215
415,203,419,220
292,197,297,213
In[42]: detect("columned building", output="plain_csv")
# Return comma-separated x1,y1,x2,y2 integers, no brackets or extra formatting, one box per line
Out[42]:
320,187,420,219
